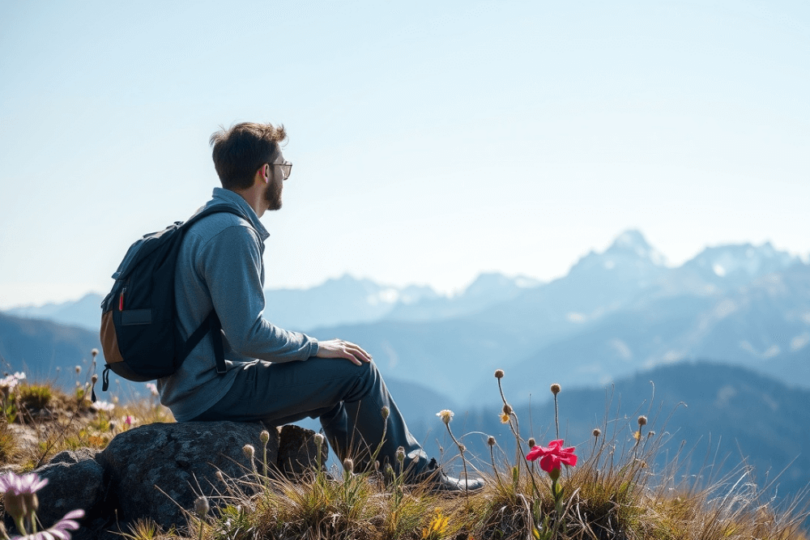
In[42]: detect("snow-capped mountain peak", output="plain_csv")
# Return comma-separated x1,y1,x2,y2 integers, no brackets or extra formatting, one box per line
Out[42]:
685,242,798,280
605,229,667,266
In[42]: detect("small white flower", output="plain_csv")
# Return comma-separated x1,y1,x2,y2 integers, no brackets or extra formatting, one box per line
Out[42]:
13,372,26,381
145,382,159,397
436,409,454,425
92,400,115,413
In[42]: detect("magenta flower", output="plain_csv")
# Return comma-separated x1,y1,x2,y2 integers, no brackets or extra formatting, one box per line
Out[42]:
526,439,578,473
11,509,85,540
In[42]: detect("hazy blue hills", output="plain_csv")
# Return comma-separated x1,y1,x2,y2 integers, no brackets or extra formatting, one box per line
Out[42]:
262,275,438,331
0,313,101,379
383,272,542,323
5,293,105,332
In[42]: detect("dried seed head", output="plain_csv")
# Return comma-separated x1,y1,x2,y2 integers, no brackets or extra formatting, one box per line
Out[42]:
260,430,270,444
527,437,536,448
487,436,496,447
396,446,406,463
242,444,255,460
502,403,513,415
91,374,98,384
216,471,226,483
194,496,209,518
343,458,354,473
313,433,325,447
550,383,561,395
593,428,602,438
91,348,99,358
638,415,648,427
381,406,390,420
494,369,505,379
75,366,82,375
458,443,466,453
648,431,656,438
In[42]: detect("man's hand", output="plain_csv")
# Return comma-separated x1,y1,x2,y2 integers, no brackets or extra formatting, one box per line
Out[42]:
315,339,373,366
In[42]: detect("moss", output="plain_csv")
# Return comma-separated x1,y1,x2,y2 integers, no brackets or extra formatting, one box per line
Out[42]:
19,384,52,410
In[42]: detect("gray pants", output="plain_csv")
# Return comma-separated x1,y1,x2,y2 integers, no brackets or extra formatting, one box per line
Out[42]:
190,358,428,474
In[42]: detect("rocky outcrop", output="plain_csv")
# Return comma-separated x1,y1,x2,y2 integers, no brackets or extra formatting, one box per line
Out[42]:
97,421,278,532
6,422,324,539
32,449,105,529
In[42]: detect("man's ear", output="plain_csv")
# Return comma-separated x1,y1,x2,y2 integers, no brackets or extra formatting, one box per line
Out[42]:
255,164,270,185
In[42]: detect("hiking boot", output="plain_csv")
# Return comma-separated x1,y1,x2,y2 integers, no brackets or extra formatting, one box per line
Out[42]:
414,458,485,493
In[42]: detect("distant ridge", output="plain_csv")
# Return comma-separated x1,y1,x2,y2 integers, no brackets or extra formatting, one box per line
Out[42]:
3,230,807,398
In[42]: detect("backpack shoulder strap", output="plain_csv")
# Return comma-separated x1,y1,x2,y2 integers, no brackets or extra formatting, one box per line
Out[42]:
178,204,251,376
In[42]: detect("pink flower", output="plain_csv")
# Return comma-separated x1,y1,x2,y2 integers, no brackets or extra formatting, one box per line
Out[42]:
526,439,578,473
124,415,135,426
0,471,48,496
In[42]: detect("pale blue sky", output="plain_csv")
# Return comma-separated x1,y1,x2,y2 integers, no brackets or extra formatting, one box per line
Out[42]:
1,0,808,309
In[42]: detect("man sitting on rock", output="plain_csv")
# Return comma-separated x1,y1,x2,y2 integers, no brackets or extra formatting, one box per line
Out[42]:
157,121,483,492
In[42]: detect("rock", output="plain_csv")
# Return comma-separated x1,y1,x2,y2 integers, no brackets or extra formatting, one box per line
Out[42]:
96,421,279,531
0,463,22,475
49,448,99,465
277,424,328,477
33,454,106,531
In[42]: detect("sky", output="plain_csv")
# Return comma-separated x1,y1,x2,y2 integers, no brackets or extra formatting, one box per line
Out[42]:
1,0,809,309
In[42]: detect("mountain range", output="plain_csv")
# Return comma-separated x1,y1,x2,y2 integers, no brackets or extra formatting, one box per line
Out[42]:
3,229,808,403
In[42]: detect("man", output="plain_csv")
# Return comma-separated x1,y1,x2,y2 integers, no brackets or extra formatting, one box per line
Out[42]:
157,122,483,491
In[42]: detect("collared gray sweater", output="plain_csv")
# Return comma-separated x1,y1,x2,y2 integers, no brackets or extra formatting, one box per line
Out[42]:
157,188,319,422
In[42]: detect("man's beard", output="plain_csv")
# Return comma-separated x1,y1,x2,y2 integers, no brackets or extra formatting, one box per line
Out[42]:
264,179,283,210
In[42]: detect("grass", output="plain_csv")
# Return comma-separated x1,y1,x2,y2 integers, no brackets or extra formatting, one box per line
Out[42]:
1,358,808,540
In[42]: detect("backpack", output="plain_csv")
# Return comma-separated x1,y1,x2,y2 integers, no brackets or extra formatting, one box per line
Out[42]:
99,204,248,394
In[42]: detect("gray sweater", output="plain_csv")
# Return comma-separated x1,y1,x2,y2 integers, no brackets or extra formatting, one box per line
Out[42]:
157,188,319,421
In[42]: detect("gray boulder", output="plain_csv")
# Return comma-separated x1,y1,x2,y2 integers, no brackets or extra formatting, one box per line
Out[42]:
37,450,105,525
96,421,279,531
3,450,105,539
6,422,326,537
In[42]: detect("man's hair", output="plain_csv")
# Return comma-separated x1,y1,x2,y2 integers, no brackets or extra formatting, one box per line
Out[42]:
209,122,287,190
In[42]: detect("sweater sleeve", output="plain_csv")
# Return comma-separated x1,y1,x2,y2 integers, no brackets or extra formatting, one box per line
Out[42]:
197,224,319,362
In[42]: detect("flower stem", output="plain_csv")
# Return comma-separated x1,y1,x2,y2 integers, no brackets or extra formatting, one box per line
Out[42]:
553,395,560,440
489,445,503,491
14,517,26,538
443,423,469,503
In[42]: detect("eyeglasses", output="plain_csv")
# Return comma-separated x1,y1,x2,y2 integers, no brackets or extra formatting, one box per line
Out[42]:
276,161,293,181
